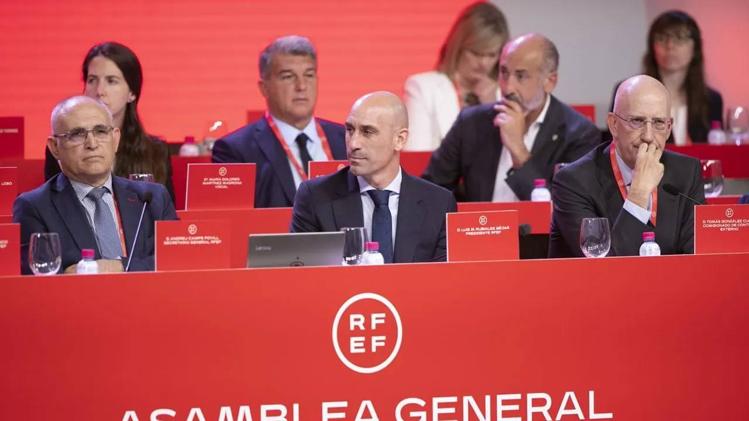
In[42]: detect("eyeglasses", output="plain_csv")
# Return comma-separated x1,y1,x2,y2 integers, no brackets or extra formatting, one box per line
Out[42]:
52,125,114,146
653,32,692,45
613,113,672,132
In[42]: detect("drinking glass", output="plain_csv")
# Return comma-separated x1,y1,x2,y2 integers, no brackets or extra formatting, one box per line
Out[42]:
129,173,155,182
29,232,62,275
340,227,366,265
727,106,749,145
701,159,724,198
579,218,611,258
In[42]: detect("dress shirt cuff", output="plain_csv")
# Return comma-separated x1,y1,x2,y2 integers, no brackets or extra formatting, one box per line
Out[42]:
623,198,651,225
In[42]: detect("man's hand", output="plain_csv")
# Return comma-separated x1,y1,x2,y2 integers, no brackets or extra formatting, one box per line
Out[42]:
628,142,664,209
493,99,530,168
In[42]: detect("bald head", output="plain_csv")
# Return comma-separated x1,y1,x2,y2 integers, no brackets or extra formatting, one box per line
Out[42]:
503,33,559,75
613,75,671,114
351,91,409,131
50,95,112,135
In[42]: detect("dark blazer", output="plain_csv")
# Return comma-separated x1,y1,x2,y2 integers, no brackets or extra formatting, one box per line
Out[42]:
548,142,704,257
423,95,601,201
291,168,457,263
212,117,346,208
13,173,178,274
608,82,723,143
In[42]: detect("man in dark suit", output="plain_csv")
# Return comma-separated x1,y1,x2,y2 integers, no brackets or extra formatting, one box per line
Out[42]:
423,33,600,202
212,35,346,208
292,91,457,263
549,75,704,257
13,96,177,274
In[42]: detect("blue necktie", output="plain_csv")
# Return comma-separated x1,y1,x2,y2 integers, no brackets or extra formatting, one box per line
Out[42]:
86,187,121,259
295,133,313,175
368,189,393,263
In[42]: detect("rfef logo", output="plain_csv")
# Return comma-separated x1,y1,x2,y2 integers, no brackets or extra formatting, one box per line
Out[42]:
332,293,402,374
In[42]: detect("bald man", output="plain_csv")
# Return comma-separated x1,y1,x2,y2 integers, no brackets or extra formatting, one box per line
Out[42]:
424,33,600,202
291,91,457,263
549,75,704,257
13,96,177,274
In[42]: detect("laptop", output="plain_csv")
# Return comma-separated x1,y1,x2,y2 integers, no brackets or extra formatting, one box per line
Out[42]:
247,232,345,268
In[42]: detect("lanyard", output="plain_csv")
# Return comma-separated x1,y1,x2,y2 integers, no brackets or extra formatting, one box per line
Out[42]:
265,112,334,180
609,143,658,226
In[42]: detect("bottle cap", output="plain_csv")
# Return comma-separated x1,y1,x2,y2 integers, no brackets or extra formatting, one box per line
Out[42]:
710,120,722,129
184,136,196,144
81,249,95,259
365,241,379,252
642,231,655,241
533,178,546,188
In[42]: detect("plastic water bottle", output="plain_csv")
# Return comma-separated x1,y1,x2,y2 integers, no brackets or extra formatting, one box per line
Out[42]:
361,241,385,265
76,249,98,274
707,121,726,145
639,231,661,256
530,178,551,202
179,136,201,157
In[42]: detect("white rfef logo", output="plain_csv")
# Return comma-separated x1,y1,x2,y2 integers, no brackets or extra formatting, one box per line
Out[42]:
726,208,734,218
479,215,488,226
332,292,402,374
219,166,228,177
187,224,198,235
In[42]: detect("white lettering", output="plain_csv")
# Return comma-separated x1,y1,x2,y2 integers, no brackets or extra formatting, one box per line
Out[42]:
122,410,140,421
462,396,490,421
555,392,584,420
496,394,521,421
588,391,613,419
396,398,426,421
186,408,207,421
527,393,552,421
371,313,386,329
350,337,366,353
151,408,176,421
219,405,253,421
371,336,386,352
323,401,348,421
261,404,293,421
432,396,457,421
350,314,366,330
355,400,379,421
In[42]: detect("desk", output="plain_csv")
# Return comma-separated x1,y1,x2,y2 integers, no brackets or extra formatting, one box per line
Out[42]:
1,253,747,419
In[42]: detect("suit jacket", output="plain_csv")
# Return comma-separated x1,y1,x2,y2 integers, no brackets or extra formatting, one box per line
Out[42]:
423,95,601,201
13,173,178,274
291,168,457,263
548,142,704,257
212,117,346,208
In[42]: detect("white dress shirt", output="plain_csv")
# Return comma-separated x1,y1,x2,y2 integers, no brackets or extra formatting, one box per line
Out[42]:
70,174,124,246
271,115,328,188
357,169,402,245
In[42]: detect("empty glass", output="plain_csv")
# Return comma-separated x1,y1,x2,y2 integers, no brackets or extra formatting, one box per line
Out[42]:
340,227,366,265
579,217,611,258
701,159,724,197
29,232,61,275
129,173,155,182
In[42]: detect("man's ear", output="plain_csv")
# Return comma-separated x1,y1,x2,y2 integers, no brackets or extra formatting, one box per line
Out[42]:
607,112,618,139
393,128,408,152
47,137,60,160
543,71,558,93
258,79,269,100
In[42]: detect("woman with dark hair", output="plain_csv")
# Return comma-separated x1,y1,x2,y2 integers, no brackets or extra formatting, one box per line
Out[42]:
45,41,174,199
403,1,509,151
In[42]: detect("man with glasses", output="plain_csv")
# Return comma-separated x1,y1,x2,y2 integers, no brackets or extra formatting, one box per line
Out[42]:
13,96,177,274
549,75,704,257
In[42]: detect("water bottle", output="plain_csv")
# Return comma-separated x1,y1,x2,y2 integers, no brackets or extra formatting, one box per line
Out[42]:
361,241,385,265
76,249,98,274
707,121,726,145
179,136,201,157
530,178,551,202
639,231,661,256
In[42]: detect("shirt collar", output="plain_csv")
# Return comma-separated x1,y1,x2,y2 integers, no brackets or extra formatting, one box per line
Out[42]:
614,145,634,186
357,167,403,194
271,115,319,146
531,94,552,129
70,174,114,202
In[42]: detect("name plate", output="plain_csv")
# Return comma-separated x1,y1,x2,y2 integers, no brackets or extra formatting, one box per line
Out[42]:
0,117,24,160
185,163,255,209
446,210,519,262
0,223,20,276
155,220,231,270
694,204,749,253
308,160,348,179
457,201,551,233
0,167,18,215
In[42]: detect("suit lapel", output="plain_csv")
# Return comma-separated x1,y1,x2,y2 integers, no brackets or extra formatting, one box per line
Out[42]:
530,95,564,156
655,165,678,244
112,177,142,258
51,174,97,253
332,171,364,229
484,106,502,201
393,173,427,263
255,119,297,204
598,144,625,217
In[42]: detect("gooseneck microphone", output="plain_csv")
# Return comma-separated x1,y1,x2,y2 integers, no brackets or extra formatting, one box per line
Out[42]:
125,191,153,272
663,184,702,205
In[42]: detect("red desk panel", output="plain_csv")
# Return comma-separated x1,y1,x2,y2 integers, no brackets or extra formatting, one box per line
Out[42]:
1,253,748,420
667,144,749,178
170,155,212,210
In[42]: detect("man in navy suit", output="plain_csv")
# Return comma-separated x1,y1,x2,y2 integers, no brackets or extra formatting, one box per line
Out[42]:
212,35,346,208
291,92,457,263
423,33,600,202
13,96,177,274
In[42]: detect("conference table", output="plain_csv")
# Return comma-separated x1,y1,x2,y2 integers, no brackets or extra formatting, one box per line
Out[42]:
1,252,747,419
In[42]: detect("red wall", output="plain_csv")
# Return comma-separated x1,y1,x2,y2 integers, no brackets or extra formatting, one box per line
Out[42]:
0,0,471,158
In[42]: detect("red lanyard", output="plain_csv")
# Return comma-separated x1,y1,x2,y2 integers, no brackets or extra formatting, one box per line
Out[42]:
609,143,658,226
265,112,334,180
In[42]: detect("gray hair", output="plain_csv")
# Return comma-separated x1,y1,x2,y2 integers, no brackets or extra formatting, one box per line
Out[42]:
540,36,559,74
50,95,112,134
258,35,317,79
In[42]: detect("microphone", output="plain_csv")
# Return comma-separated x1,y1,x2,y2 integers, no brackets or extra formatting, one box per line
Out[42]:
663,183,702,205
125,191,153,272
518,223,532,237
